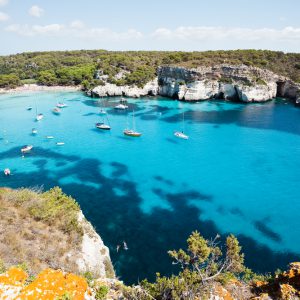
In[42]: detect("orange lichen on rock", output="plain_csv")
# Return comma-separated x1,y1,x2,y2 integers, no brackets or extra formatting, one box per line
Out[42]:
19,269,88,300
214,284,234,300
0,267,28,286
0,268,89,300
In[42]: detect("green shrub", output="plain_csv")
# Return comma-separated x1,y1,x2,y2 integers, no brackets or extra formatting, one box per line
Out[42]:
95,285,109,300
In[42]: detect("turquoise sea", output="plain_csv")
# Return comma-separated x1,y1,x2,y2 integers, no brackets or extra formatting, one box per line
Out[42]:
0,91,300,283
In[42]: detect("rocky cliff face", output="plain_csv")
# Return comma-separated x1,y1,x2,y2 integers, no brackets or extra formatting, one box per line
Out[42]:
76,211,114,279
91,79,158,98
91,65,300,104
157,65,293,102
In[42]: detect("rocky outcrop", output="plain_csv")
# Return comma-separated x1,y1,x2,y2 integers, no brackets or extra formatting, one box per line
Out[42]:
157,65,286,102
76,212,114,279
253,262,300,299
91,79,158,98
90,65,300,104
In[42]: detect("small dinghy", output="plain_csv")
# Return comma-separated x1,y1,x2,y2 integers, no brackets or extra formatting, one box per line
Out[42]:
21,145,33,153
4,168,11,176
27,107,33,111
56,142,65,146
96,122,111,130
32,128,38,135
174,131,189,140
45,136,54,139
56,102,68,108
52,107,61,115
36,113,44,121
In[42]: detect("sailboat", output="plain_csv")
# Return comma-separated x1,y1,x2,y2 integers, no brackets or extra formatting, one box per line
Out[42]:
35,97,44,121
174,110,189,140
123,110,142,137
96,114,111,130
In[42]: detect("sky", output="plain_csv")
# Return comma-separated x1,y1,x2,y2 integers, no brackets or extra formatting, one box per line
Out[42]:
0,0,300,54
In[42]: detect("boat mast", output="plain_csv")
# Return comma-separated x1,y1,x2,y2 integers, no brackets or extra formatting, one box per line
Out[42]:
182,110,185,133
35,97,38,116
132,110,136,131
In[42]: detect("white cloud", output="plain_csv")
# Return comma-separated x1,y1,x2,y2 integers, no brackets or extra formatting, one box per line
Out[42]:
4,23,300,51
0,0,8,6
70,20,85,29
0,11,9,21
6,23,64,36
5,22,143,41
28,5,44,17
151,26,300,43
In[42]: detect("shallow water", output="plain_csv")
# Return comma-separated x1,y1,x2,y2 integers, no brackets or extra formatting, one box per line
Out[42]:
0,92,300,283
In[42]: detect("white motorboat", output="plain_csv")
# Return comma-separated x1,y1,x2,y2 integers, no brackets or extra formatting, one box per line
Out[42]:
114,103,128,110
32,128,38,134
45,136,54,139
21,145,33,153
52,107,61,115
174,131,189,140
4,168,11,176
36,113,44,121
56,102,68,108
56,142,65,146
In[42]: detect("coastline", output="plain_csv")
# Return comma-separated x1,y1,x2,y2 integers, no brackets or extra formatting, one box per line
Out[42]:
0,84,81,94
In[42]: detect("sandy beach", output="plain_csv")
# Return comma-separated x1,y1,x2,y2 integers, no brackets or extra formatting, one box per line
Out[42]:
0,84,81,94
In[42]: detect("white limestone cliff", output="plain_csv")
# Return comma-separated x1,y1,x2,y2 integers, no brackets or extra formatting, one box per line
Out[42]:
75,211,114,278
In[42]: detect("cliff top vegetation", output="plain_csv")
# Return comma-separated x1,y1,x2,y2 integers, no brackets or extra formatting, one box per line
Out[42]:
0,50,299,89
0,187,84,275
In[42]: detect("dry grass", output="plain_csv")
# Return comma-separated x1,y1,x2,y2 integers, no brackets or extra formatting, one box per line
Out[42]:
0,187,83,275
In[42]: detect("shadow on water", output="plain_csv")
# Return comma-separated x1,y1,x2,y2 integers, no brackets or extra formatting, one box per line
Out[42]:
160,103,300,136
0,146,299,284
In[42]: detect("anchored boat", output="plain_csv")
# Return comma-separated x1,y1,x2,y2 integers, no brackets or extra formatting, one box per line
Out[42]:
4,168,11,176
36,113,44,121
123,110,142,137
174,109,189,140
96,122,111,130
56,102,68,108
115,97,128,110
21,145,33,153
52,107,61,115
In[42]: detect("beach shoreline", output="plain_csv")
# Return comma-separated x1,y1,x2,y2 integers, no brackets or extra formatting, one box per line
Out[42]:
0,84,81,95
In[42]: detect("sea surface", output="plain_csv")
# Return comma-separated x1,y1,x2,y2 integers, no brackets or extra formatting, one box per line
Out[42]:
0,91,300,283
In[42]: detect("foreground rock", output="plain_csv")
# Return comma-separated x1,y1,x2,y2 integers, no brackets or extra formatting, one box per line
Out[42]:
253,262,300,300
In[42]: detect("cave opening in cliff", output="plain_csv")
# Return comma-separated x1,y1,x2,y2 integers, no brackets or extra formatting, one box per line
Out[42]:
276,81,286,97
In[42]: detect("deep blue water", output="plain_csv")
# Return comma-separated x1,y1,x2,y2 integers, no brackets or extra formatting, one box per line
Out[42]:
0,91,300,283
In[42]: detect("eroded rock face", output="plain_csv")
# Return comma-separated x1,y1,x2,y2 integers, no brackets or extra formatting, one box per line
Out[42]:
91,65,300,104
157,65,284,102
92,79,158,98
